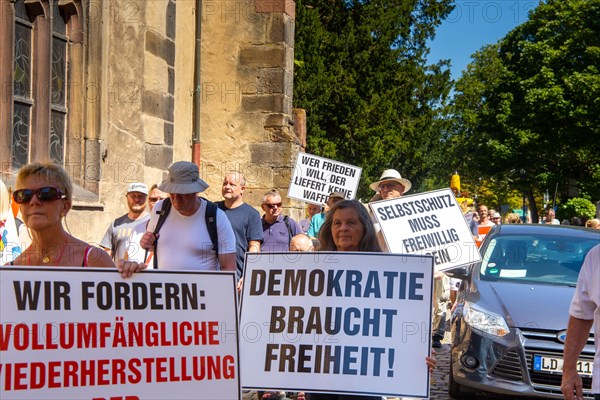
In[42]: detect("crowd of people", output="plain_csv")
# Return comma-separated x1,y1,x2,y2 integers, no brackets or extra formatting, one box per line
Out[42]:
1,160,598,400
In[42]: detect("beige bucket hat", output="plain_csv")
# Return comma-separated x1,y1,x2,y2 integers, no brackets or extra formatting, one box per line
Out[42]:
158,161,209,194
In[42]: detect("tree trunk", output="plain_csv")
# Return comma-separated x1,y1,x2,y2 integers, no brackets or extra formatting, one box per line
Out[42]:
527,186,539,223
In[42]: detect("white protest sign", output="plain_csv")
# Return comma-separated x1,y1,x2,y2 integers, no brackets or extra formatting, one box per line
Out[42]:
370,188,481,271
239,252,433,399
288,153,361,204
0,268,240,400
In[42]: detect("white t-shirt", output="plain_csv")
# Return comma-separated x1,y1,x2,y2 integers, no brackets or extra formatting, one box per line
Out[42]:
128,222,152,265
569,243,600,393
146,199,236,271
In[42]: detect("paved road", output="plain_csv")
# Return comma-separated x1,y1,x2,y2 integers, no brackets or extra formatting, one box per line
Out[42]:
416,333,505,400
428,340,453,400
387,333,453,400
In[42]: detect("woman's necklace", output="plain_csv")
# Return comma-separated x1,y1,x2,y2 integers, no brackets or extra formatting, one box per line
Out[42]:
31,237,69,265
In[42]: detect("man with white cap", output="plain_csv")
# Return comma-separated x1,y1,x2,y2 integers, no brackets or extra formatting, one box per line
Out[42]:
100,182,150,263
140,161,236,272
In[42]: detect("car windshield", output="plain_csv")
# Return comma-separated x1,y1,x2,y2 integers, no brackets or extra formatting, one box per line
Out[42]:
479,234,598,285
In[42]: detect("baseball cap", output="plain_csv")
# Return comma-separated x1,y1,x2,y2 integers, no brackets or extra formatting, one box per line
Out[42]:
127,182,148,195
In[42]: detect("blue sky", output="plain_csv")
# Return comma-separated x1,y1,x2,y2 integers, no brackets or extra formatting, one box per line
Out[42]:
428,0,538,81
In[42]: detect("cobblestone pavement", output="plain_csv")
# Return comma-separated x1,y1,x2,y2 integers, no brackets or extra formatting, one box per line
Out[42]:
426,338,453,400
402,332,504,400
387,332,453,400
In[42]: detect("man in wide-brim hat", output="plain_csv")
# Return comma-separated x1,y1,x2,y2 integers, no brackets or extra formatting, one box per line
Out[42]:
368,168,412,251
369,169,412,200
140,161,236,272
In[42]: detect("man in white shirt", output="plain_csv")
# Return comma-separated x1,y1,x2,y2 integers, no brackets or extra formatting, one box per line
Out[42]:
561,244,600,400
140,161,236,271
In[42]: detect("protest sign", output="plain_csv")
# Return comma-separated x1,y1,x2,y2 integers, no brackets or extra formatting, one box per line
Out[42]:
288,153,361,204
370,188,481,271
476,224,493,248
239,252,433,398
0,213,22,265
0,268,240,400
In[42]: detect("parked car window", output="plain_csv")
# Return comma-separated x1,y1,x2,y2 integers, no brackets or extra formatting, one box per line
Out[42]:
480,235,597,285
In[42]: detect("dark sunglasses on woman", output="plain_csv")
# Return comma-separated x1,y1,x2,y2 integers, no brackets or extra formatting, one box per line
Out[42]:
12,187,66,204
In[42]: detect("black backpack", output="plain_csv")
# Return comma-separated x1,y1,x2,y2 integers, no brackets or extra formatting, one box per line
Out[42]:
145,197,219,269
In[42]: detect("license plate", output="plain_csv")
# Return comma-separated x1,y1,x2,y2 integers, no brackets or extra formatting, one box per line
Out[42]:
533,355,594,377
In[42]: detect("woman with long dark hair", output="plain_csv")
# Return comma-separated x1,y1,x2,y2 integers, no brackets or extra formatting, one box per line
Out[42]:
311,199,436,400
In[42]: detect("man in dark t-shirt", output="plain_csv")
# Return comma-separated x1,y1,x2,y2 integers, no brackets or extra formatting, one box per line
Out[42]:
216,172,263,283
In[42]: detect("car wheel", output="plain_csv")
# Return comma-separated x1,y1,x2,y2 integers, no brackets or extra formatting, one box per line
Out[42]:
449,353,476,399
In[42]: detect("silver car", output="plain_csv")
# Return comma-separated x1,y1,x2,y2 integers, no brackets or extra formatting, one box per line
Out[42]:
448,224,599,399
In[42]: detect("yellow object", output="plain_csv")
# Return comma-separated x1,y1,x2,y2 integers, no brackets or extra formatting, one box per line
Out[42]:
450,172,474,211
450,171,460,194
457,197,474,207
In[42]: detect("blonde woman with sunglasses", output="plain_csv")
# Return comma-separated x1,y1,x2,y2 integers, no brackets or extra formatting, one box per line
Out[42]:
6,162,143,277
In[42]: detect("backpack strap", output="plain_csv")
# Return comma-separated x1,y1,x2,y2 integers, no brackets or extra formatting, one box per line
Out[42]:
201,197,219,256
144,198,219,268
145,198,172,269
283,215,294,244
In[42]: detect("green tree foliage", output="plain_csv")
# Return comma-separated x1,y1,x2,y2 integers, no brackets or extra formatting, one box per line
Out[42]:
472,177,524,213
558,197,596,221
449,0,600,221
294,0,454,199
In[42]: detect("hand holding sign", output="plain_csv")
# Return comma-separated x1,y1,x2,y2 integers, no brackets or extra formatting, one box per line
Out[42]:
240,252,434,398
370,188,481,271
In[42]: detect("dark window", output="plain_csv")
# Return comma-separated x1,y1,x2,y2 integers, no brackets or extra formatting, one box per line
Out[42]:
51,0,68,164
12,2,33,169
10,0,69,169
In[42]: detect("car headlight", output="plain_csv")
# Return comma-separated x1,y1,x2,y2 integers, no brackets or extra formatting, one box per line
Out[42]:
463,302,510,336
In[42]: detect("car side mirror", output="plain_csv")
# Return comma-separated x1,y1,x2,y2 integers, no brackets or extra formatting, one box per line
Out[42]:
445,266,470,280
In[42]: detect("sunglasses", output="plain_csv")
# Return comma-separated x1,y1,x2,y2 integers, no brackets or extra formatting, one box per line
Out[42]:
13,187,66,204
264,202,282,209
378,182,402,191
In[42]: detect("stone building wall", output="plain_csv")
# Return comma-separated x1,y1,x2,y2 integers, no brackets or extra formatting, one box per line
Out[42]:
67,0,301,243
197,0,302,219
67,0,193,242
0,0,300,243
